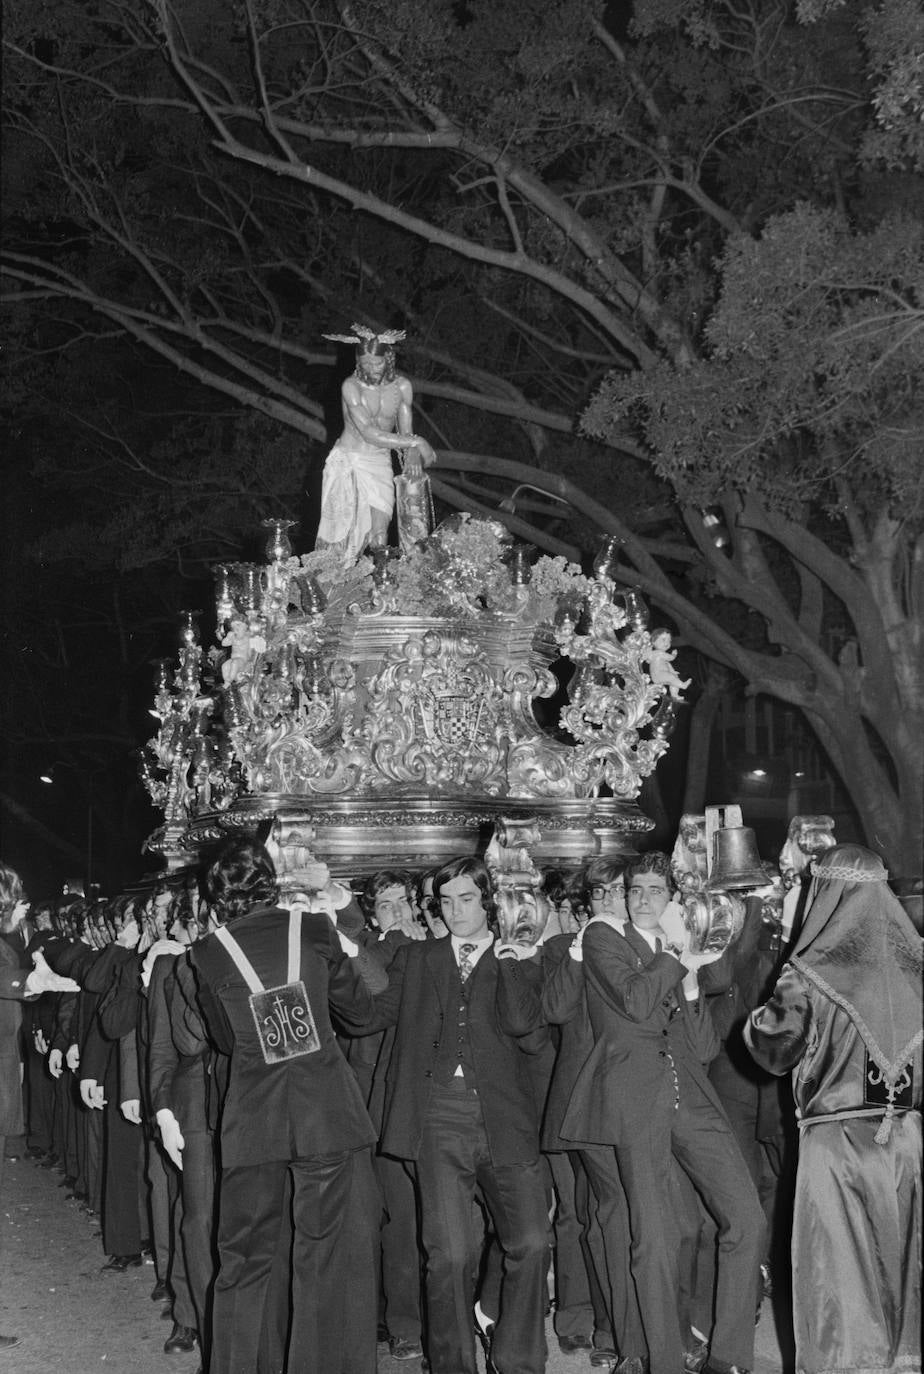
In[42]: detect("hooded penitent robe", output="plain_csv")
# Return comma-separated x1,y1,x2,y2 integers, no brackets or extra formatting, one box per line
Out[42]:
745,844,922,1374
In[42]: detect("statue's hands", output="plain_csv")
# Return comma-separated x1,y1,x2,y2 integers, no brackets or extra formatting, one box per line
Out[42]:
404,438,435,475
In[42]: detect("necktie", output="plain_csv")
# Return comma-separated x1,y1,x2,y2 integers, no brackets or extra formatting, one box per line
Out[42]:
458,943,477,983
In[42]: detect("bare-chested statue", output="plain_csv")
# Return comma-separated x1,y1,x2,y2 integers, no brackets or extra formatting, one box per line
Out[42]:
315,324,436,566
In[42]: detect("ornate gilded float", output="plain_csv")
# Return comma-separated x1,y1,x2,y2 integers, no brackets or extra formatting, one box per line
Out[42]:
138,518,680,883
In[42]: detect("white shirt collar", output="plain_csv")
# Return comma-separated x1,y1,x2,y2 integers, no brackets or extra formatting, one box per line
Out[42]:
631,923,663,953
451,931,494,967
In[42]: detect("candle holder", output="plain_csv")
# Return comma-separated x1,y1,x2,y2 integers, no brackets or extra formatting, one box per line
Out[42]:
299,574,327,618
505,543,536,587
618,587,649,632
178,610,201,647
213,565,235,628
261,517,297,563
593,534,625,582
233,564,262,617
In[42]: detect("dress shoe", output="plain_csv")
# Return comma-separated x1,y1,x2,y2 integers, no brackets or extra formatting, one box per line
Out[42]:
150,1279,168,1302
388,1335,423,1360
100,1253,143,1272
614,1358,649,1374
164,1324,197,1354
684,1338,709,1374
590,1351,618,1369
474,1302,495,1360
559,1334,594,1354
0,1336,20,1351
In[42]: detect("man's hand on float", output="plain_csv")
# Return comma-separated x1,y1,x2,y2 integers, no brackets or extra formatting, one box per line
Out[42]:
657,899,688,956
26,949,81,996
141,938,185,987
335,928,360,959
495,942,541,961
390,911,426,942
157,1108,185,1170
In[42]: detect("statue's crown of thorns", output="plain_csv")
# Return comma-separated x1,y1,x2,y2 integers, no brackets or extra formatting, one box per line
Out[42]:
322,323,406,347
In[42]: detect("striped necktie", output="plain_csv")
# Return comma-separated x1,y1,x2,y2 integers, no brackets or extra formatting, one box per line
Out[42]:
458,943,477,983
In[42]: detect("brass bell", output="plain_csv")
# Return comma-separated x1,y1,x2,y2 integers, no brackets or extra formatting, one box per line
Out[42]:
707,825,771,891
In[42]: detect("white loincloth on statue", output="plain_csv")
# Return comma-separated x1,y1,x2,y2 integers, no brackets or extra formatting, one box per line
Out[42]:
315,442,395,565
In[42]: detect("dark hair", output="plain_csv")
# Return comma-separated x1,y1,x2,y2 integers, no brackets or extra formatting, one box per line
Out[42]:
102,895,129,941
205,841,278,925
542,868,579,907
167,883,194,928
0,863,24,915
432,857,495,926
625,851,673,888
580,857,627,904
361,869,413,926
354,340,396,383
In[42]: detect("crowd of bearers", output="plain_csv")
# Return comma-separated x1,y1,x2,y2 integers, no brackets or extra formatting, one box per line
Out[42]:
2,838,919,1374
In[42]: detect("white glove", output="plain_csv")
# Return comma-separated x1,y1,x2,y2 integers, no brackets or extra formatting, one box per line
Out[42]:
335,929,359,959
156,1108,185,1171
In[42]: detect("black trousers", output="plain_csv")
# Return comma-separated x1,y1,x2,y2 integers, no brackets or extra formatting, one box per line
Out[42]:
210,1146,379,1374
376,1150,422,1342
416,1085,549,1374
101,1096,143,1257
614,1076,766,1374
179,1129,217,1352
579,1145,646,1359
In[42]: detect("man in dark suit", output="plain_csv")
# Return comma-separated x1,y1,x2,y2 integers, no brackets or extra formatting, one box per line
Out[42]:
172,840,388,1374
364,856,551,1374
562,852,765,1374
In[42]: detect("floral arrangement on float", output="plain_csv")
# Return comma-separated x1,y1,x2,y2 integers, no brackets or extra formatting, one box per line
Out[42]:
138,516,686,877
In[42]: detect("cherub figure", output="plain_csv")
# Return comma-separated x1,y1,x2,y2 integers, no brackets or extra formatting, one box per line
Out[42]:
646,628,691,701
221,619,254,685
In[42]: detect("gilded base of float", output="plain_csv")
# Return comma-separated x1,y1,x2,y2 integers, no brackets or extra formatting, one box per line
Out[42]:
147,793,654,884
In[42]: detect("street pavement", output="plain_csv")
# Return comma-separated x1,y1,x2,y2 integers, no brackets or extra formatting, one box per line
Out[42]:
1,1152,789,1373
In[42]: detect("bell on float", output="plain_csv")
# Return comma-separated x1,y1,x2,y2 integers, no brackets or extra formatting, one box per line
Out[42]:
707,826,771,891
